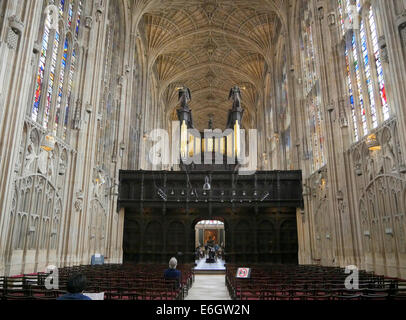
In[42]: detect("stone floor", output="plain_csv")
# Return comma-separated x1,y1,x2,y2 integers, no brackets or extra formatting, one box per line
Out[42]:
185,275,231,300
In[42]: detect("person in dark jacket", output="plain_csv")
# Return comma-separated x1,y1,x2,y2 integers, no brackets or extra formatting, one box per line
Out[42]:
57,273,92,300
164,257,181,288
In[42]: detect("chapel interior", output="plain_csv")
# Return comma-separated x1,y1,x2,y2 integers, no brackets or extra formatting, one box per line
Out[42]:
1,0,406,301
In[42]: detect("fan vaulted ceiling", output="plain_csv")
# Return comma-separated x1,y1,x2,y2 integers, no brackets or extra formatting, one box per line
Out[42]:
138,0,285,130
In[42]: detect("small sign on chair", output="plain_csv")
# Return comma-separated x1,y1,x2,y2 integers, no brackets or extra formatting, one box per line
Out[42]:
236,268,251,279
91,254,104,265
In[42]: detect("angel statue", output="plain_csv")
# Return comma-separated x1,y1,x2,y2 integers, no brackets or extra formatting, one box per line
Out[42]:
178,86,192,110
229,86,242,111
177,86,194,128
226,86,244,129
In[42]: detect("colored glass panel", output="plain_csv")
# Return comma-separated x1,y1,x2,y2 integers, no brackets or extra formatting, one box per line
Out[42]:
32,17,51,122
59,0,65,16
68,1,74,26
43,30,60,129
352,33,368,135
54,37,68,135
345,46,359,141
75,1,82,39
369,8,389,120
361,20,377,128
63,49,76,139
338,0,345,35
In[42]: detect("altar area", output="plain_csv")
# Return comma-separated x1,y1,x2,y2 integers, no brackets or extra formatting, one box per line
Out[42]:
194,258,226,272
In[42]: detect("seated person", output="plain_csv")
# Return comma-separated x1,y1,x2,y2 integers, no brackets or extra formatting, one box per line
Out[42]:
57,273,92,300
164,257,182,288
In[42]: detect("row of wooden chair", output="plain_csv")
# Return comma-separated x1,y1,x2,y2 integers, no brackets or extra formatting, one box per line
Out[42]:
0,263,195,300
225,264,406,301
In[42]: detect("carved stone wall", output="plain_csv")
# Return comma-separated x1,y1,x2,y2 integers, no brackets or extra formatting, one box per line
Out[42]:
0,0,134,276
294,0,406,279
349,119,406,277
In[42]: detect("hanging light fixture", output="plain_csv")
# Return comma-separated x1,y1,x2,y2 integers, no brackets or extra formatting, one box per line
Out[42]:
203,176,211,191
261,192,270,202
41,135,55,152
366,134,381,151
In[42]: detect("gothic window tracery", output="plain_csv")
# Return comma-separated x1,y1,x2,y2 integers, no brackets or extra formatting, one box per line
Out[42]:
31,0,83,140
279,46,291,169
338,0,390,142
6,0,85,262
10,125,68,254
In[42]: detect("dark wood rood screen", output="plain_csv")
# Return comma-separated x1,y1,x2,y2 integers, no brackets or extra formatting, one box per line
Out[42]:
118,170,303,264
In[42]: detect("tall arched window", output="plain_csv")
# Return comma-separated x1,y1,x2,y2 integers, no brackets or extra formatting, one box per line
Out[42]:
338,0,390,142
280,47,291,169
299,1,326,173
368,7,388,120
31,0,83,140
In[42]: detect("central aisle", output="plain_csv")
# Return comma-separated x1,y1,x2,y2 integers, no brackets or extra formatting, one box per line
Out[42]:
186,275,231,300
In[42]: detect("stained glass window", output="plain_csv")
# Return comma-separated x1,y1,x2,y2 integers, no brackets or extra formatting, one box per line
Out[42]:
54,37,68,135
43,30,60,130
337,0,346,35
352,32,368,136
31,0,83,139
32,15,51,122
76,1,82,40
356,0,361,12
68,1,74,27
64,48,76,139
338,1,390,142
281,53,291,169
361,20,377,128
345,46,359,140
59,0,65,16
369,7,389,120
